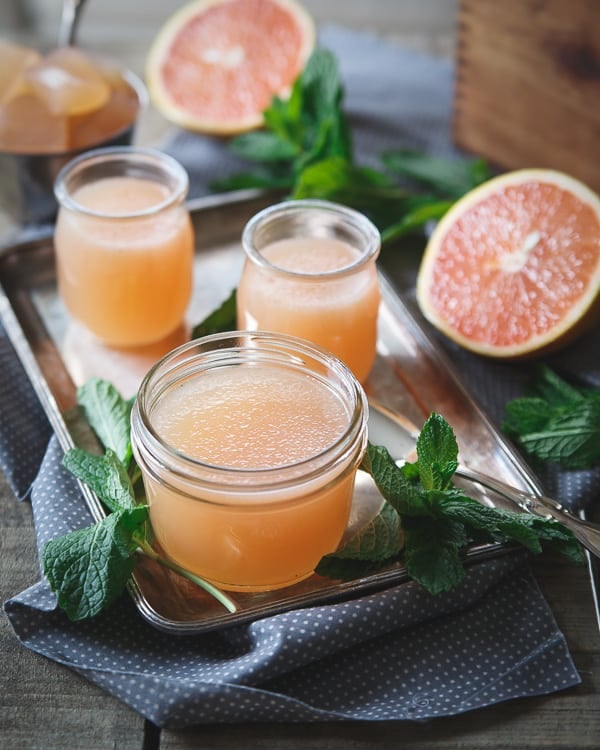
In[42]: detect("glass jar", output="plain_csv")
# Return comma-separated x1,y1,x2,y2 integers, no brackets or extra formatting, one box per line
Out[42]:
54,146,194,347
237,199,381,383
130,331,368,592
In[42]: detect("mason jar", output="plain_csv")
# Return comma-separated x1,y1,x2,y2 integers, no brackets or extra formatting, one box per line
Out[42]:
130,331,368,592
54,146,194,347
237,199,381,383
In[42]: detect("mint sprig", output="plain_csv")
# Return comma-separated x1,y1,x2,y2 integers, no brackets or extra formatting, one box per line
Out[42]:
43,378,237,621
216,47,490,241
320,414,584,594
45,379,583,620
504,366,600,469
217,48,351,193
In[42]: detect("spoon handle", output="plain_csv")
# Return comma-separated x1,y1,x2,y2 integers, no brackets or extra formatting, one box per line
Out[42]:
58,0,88,47
456,465,600,558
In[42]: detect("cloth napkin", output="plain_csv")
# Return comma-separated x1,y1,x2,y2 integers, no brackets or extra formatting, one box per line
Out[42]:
1,25,593,729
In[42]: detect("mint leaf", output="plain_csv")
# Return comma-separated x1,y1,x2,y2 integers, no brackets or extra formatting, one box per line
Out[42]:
42,509,144,621
416,413,459,490
264,81,303,139
297,48,352,165
438,495,542,553
230,131,298,162
381,150,492,198
361,443,427,517
336,502,404,561
380,199,453,243
504,367,600,469
503,397,556,437
514,401,600,469
440,495,584,563
293,156,418,230
403,517,467,594
532,365,586,405
322,500,403,561
77,378,132,466
62,448,136,513
191,288,237,339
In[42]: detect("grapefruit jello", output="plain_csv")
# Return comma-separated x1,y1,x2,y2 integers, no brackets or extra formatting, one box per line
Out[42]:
130,332,368,592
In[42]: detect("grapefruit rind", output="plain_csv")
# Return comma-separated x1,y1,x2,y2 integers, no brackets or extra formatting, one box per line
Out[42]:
416,169,600,359
145,0,316,135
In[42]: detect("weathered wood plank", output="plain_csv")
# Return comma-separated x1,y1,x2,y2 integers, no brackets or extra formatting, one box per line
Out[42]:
453,0,600,193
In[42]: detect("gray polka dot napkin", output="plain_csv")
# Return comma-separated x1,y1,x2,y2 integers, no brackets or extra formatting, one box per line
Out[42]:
0,332,52,499
3,440,580,728
1,24,592,728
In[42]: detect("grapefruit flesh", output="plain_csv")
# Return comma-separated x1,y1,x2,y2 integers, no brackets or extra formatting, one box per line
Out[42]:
146,0,315,135
417,169,600,359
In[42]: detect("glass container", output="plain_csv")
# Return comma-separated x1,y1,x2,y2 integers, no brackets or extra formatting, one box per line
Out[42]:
130,331,368,592
54,146,194,347
237,199,381,383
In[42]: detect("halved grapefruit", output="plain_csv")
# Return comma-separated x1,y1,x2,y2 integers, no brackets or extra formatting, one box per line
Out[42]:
146,0,315,135
416,169,600,359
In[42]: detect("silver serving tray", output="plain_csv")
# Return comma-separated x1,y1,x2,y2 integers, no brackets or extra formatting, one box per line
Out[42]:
0,191,542,634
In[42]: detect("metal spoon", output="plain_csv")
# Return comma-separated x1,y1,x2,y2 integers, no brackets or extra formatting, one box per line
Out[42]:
367,399,600,559
58,0,88,47
453,464,600,558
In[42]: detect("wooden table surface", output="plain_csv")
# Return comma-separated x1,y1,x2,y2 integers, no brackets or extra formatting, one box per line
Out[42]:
1,3,600,747
2,469,599,749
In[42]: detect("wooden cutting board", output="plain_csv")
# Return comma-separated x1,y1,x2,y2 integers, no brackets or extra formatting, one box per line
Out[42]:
453,0,600,193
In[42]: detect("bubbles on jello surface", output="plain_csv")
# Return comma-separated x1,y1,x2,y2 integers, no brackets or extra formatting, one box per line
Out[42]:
0,41,140,154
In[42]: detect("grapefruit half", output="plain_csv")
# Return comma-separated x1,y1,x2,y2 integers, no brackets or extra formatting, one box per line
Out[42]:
416,169,600,359
146,0,315,135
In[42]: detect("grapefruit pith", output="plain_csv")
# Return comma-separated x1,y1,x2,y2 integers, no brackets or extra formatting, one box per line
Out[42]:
416,169,600,359
146,0,315,135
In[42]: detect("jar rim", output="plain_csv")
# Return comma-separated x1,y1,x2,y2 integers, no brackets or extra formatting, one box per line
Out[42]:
131,330,368,497
54,146,189,219
241,199,381,280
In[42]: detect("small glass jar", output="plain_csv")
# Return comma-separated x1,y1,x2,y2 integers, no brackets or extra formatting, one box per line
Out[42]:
130,331,368,592
237,199,381,383
54,146,194,347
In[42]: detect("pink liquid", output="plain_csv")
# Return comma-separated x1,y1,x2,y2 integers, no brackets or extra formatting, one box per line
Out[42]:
55,175,194,347
237,236,380,382
143,364,358,591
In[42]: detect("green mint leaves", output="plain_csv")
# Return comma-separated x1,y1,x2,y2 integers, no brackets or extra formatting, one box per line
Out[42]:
317,502,404,581
42,378,147,620
320,414,583,595
43,378,236,621
63,448,136,513
43,509,143,621
216,47,490,242
381,150,492,200
44,375,583,621
504,366,600,469
190,288,237,340
77,378,133,467
216,49,351,192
